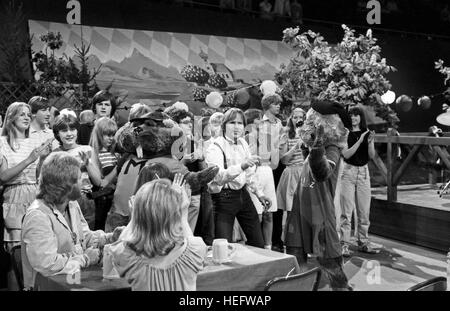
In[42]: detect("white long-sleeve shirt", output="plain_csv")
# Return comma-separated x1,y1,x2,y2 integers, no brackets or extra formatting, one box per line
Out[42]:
205,136,264,197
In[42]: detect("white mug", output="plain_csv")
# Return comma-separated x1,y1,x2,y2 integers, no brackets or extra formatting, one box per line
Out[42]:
212,239,236,264
102,244,120,279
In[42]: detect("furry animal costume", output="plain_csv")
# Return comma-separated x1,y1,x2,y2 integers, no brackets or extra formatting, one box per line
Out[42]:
284,101,352,290
105,111,218,232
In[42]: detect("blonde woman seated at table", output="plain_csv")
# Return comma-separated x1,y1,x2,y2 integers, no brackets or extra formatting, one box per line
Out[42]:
21,152,120,290
110,174,207,291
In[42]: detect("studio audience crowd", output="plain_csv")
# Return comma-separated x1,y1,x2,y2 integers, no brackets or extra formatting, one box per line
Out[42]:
0,87,379,291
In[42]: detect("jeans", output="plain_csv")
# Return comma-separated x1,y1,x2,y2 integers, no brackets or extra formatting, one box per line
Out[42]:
339,163,371,246
211,188,264,248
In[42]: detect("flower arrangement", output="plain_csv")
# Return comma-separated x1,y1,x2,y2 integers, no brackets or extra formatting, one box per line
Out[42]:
180,64,210,85
278,25,399,126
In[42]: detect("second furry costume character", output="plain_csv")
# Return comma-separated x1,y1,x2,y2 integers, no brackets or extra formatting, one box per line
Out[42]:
284,100,352,290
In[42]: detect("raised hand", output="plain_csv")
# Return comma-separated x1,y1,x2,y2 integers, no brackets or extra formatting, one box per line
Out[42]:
78,149,91,167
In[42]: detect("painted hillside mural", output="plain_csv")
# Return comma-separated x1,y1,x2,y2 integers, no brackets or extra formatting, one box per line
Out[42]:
29,20,293,115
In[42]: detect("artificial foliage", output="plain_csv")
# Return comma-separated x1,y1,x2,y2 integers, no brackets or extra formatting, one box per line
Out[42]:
278,25,399,127
180,65,210,85
192,87,210,102
207,73,228,89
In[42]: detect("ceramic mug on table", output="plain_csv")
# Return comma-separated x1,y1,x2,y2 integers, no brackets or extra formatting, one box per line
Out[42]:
212,239,236,264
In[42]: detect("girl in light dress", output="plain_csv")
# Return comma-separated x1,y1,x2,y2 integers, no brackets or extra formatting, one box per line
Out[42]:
110,174,207,291
276,107,307,237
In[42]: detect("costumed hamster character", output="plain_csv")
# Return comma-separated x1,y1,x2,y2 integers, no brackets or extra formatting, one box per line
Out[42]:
284,100,353,291
104,110,219,232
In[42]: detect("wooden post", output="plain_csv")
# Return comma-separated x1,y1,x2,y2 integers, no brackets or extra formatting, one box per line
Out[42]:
386,128,397,202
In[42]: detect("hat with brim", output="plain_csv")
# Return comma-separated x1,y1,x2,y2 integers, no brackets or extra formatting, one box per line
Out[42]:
130,111,171,123
310,99,352,130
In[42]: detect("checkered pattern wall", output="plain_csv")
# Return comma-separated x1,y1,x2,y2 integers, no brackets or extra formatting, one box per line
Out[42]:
29,20,293,74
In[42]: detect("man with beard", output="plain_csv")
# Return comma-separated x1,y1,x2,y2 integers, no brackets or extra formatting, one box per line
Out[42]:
21,152,120,291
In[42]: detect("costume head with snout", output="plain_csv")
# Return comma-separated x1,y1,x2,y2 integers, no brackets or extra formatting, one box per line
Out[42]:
114,109,218,194
300,99,351,149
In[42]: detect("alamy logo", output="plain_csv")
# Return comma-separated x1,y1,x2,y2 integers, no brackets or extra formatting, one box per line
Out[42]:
66,271,81,285
66,0,81,25
365,260,381,285
366,0,381,25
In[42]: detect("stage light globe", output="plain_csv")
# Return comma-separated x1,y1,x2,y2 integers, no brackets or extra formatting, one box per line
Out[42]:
381,90,396,104
260,80,277,96
396,94,413,112
205,91,223,109
417,96,431,110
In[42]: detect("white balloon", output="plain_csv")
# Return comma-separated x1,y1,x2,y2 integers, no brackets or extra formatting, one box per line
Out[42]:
381,90,396,104
260,80,277,96
205,91,223,109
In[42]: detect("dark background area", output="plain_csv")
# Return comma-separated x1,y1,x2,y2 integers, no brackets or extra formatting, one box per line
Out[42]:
0,0,450,132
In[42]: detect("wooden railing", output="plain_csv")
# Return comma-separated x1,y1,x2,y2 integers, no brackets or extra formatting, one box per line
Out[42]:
372,130,450,202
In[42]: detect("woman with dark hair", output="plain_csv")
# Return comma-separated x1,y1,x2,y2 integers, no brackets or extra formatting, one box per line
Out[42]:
339,106,378,256
52,114,102,229
205,108,270,248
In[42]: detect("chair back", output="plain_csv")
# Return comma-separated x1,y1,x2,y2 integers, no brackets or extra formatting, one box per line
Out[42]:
10,245,24,291
407,277,447,291
264,267,322,291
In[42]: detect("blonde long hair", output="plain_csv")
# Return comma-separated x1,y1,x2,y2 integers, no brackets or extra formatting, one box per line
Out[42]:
125,179,185,258
89,117,117,154
1,102,31,151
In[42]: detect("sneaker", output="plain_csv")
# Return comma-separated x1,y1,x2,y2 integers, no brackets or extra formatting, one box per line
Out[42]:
359,244,380,254
341,244,352,258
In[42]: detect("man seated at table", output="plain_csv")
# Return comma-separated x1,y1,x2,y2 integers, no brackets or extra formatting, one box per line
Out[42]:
21,152,121,290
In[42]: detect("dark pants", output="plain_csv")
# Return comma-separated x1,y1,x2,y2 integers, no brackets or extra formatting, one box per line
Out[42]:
94,195,113,231
194,190,215,246
211,188,264,248
272,164,286,247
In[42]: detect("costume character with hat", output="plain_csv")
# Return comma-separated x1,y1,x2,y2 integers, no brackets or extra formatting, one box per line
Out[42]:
284,99,353,290
104,110,218,233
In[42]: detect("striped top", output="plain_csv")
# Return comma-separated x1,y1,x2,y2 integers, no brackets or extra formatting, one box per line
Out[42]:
98,150,118,176
281,133,305,167
0,136,41,185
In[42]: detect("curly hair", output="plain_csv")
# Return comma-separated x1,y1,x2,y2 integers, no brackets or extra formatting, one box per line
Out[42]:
36,152,81,205
300,108,348,149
